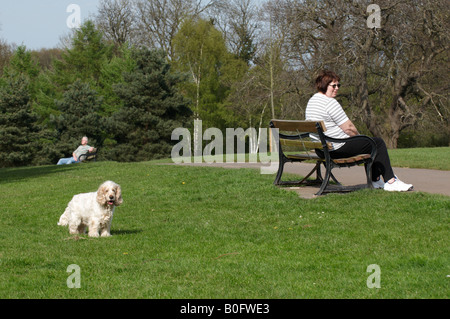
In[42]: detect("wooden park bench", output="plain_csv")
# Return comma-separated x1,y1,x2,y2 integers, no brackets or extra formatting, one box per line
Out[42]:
78,148,98,162
269,119,377,196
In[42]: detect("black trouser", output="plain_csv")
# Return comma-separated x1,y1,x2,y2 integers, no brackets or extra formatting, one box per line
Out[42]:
319,137,395,182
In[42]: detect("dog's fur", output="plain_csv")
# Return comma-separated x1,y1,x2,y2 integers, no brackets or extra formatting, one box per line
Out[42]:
58,181,123,237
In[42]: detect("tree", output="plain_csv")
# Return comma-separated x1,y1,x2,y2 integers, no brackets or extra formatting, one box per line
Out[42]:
172,18,230,122
98,43,137,115
0,38,14,76
48,20,129,123
96,0,137,47
108,48,192,161
134,0,217,60
368,0,449,148
52,20,113,90
51,80,105,160
264,0,449,148
0,46,50,167
227,44,288,126
2,46,40,95
31,48,63,70
207,0,258,64
0,74,40,167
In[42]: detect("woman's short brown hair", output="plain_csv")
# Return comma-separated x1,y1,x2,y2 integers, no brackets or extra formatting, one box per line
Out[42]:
315,70,340,93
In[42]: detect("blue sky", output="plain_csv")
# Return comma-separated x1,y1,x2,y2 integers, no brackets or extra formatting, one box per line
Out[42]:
0,0,101,50
0,0,267,51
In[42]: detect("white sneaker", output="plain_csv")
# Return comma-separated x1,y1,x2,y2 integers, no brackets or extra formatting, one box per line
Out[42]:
395,176,413,190
384,178,413,192
372,179,385,189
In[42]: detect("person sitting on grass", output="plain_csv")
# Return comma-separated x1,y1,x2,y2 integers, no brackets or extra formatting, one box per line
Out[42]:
57,136,94,165
305,70,413,192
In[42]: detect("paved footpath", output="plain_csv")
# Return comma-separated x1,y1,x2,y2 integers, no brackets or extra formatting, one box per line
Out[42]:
172,162,450,198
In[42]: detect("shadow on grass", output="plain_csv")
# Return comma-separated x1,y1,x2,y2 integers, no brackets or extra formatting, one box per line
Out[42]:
0,164,81,185
111,229,143,236
62,229,143,240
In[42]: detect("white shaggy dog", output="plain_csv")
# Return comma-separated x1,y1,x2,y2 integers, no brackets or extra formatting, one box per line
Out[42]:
58,181,123,237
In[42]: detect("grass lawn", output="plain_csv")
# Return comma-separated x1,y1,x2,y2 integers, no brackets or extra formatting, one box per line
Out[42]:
0,148,449,299
388,147,450,170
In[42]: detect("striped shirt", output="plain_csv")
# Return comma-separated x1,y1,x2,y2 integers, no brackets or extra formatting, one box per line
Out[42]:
305,93,349,150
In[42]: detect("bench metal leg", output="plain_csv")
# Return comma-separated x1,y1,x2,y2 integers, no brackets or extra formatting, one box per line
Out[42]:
319,162,341,185
275,161,323,186
316,164,332,196
302,162,321,183
364,162,374,189
273,160,284,185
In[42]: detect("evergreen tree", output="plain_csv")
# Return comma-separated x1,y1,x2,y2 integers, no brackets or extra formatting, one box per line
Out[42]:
3,46,40,87
48,22,132,125
52,20,113,89
109,48,192,161
51,80,104,158
98,43,137,116
0,45,48,167
0,74,40,167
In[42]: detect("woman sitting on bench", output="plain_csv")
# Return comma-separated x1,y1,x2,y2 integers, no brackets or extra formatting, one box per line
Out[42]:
305,70,413,192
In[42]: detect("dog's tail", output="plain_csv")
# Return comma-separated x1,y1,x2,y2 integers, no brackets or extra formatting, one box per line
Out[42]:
57,207,70,226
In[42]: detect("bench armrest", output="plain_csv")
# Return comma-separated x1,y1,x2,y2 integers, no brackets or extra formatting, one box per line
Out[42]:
278,132,311,140
78,148,98,162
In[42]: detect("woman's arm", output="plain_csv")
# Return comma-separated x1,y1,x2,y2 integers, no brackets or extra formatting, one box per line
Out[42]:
339,119,359,136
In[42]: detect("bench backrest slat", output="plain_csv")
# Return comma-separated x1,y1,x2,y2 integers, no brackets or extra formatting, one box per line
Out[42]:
271,119,331,151
280,139,322,150
270,119,326,133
